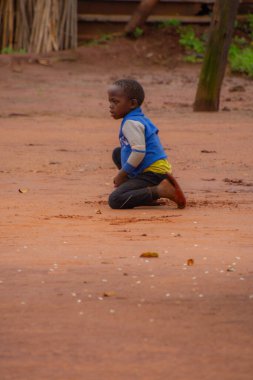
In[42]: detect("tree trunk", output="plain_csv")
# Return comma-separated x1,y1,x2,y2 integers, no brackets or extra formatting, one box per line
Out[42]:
193,0,240,112
125,0,159,35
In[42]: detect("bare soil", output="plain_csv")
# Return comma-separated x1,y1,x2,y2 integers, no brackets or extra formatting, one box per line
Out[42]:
0,36,253,380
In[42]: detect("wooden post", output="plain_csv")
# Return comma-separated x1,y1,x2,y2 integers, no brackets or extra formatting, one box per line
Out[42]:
125,0,159,35
193,0,240,112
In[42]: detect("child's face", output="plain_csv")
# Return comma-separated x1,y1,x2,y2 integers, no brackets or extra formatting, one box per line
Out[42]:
108,85,137,119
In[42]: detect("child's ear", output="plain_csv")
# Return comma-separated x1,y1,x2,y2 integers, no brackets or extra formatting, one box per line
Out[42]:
130,98,139,109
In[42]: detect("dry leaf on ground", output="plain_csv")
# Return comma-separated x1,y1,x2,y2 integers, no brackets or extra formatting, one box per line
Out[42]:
103,291,116,297
18,188,28,193
187,258,194,266
140,252,159,258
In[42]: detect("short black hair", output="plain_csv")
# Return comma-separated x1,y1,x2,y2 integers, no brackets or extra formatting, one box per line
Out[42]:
113,79,145,106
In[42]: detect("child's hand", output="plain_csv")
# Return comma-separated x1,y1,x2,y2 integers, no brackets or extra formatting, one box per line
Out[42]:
113,170,128,187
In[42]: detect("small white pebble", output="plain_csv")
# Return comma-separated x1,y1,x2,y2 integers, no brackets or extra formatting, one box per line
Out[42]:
182,267,187,270
0,280,3,284
117,267,122,271
23,246,28,249
136,280,141,284
240,277,245,281
49,268,54,272
164,250,168,254
204,271,209,274
137,303,142,307
150,274,155,278
145,260,150,263
20,301,26,305
17,269,22,272
63,241,67,244
73,256,78,259
193,221,198,224
192,276,197,280
102,279,108,283
199,294,204,298
150,285,155,289
166,293,170,297
220,270,224,273
249,295,253,299
88,294,92,298
41,281,45,284
71,292,77,297
235,256,241,260
149,318,154,323
203,257,207,260
140,298,145,303
77,299,82,303
98,297,103,301
194,244,198,247
79,311,84,315
110,309,115,314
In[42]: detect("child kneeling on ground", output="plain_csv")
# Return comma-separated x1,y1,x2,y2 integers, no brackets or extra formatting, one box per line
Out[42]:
108,79,186,210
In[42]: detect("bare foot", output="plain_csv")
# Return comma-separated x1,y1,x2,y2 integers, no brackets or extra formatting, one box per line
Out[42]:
147,199,168,207
156,173,186,209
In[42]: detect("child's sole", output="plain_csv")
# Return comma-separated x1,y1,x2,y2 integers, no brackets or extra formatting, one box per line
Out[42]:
165,173,186,209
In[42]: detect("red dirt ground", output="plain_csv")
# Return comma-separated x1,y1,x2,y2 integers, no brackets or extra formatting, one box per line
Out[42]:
1,36,253,380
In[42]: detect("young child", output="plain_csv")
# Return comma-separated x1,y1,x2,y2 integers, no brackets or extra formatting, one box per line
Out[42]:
108,79,186,210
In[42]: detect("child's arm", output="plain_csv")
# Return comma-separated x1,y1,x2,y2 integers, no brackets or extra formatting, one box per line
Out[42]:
122,119,146,170
114,120,146,187
113,169,128,187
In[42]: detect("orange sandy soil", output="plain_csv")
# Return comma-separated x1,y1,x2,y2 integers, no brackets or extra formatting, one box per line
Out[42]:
0,38,253,380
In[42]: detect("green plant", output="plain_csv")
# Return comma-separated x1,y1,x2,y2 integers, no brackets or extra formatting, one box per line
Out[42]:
229,43,253,77
178,26,205,54
85,33,113,46
178,26,205,63
184,54,203,63
1,46,26,54
133,27,144,38
158,18,181,28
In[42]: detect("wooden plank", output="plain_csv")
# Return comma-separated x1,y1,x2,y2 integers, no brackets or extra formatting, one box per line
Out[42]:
78,1,253,15
79,2,202,16
78,14,249,23
78,0,253,3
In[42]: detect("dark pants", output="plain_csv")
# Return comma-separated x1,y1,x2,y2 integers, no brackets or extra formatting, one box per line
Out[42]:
109,147,167,209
